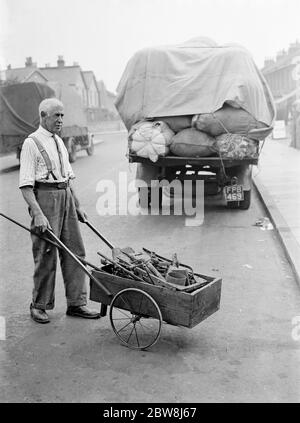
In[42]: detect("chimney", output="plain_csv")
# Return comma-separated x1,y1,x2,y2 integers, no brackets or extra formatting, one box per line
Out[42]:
25,57,33,67
45,63,50,68
57,55,65,67
73,61,79,66
7,64,11,70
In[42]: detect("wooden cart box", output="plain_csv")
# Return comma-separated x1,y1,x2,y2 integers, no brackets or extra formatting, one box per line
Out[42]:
90,266,222,328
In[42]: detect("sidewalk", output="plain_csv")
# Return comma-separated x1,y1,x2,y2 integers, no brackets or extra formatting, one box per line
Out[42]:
253,136,300,285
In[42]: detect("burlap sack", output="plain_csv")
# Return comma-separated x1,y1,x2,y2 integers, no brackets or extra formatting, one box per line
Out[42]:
192,104,268,137
153,115,192,133
170,128,215,157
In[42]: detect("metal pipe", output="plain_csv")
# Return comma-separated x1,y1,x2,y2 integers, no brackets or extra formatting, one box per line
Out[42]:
97,251,144,282
84,220,114,249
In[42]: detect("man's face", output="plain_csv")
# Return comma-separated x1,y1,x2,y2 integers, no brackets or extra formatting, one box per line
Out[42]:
43,105,64,134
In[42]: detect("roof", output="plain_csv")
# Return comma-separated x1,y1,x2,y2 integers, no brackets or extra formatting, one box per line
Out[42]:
40,65,86,87
6,66,48,83
262,48,300,74
81,71,97,89
24,69,48,82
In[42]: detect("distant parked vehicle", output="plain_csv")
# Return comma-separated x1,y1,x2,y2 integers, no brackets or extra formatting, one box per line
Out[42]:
0,81,94,163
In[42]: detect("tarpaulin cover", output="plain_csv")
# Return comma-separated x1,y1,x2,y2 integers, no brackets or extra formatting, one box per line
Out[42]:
115,38,276,131
0,82,55,136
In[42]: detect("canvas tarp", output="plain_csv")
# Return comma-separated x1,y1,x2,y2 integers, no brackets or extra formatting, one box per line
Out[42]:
115,38,276,131
0,82,55,136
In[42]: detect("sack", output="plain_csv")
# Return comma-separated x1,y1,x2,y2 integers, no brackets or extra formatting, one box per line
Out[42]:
153,115,192,133
170,128,215,157
214,133,258,159
129,120,174,162
192,104,268,137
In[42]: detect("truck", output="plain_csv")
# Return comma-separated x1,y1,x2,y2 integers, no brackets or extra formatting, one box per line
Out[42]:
0,81,94,163
116,38,276,210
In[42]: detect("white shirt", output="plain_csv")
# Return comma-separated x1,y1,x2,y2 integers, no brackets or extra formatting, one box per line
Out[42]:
19,126,75,188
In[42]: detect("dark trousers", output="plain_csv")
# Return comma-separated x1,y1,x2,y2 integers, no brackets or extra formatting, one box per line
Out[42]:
30,187,87,310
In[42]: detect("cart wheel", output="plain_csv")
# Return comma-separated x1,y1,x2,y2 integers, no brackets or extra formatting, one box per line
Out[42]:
109,288,162,350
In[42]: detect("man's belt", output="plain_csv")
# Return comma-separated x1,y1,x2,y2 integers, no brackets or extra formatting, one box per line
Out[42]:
34,181,69,190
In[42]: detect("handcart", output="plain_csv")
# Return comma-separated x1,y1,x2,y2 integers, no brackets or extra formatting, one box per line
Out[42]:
0,213,222,351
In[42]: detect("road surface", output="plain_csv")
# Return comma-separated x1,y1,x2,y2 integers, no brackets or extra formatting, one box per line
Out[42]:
0,132,299,403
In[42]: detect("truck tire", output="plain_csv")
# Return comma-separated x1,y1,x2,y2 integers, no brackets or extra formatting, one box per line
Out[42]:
86,135,94,156
227,189,251,210
68,137,77,163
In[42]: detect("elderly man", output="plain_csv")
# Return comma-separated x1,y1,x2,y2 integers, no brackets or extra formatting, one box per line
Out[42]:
19,98,100,323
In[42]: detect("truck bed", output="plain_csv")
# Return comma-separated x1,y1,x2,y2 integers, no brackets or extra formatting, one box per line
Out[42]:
128,153,259,168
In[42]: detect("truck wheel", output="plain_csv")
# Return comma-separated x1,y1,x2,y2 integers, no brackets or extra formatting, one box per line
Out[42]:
86,135,94,156
227,190,251,210
68,138,77,163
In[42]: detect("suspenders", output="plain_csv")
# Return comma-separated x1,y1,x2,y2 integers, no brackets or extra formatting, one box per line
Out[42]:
30,135,58,181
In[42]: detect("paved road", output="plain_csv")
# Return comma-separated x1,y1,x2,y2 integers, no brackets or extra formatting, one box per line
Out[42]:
0,132,299,403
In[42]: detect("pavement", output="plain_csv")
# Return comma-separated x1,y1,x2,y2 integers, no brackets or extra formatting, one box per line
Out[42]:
253,135,300,286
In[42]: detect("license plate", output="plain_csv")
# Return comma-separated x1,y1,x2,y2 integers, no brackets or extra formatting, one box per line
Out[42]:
224,184,244,202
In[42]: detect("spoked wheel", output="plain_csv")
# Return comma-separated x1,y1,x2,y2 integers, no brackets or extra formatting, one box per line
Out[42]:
109,288,162,350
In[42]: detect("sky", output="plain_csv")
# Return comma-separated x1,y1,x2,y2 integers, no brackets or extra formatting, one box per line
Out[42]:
1,0,300,93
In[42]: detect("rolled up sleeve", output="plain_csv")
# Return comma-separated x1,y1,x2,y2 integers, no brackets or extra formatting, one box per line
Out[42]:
19,139,36,188
66,161,75,180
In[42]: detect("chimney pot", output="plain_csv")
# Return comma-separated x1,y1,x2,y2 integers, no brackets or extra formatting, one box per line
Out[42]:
57,55,65,67
25,57,33,67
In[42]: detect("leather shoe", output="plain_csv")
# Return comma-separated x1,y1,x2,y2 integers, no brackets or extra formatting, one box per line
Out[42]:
30,304,50,324
66,305,100,319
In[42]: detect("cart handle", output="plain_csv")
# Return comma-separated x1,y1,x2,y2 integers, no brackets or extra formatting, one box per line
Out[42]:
1,212,103,271
0,212,112,297
84,220,114,249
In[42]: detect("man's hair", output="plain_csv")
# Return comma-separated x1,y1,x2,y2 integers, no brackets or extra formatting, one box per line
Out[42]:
39,98,64,117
